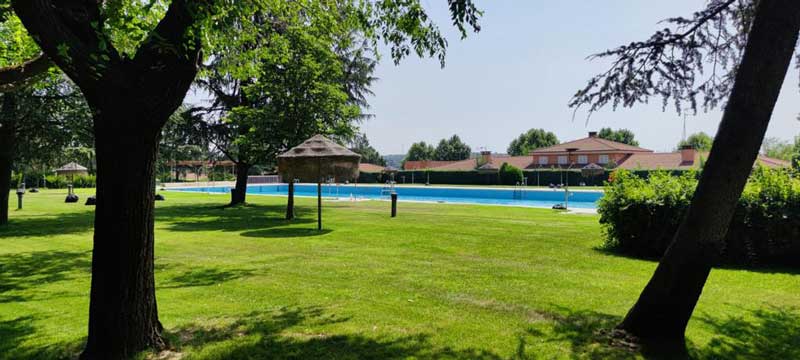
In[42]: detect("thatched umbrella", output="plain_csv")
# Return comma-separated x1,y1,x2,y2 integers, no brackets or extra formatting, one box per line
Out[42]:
277,135,361,230
581,163,605,185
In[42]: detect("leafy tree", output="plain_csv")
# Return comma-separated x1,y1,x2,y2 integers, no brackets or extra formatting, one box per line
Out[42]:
507,128,558,156
434,134,471,161
598,127,639,146
679,132,714,151
157,108,209,182
572,0,800,353
760,136,793,160
192,13,373,206
498,162,523,185
350,133,386,166
404,141,436,162
1,0,482,356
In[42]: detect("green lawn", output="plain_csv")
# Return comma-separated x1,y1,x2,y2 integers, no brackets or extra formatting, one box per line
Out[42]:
1,189,797,359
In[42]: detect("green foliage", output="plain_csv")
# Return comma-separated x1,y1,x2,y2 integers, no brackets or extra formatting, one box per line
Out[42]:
598,128,638,146
208,170,236,182
599,168,800,267
498,163,523,185
434,135,471,161
679,132,714,151
42,174,96,189
404,141,436,162
507,129,559,156
349,133,385,166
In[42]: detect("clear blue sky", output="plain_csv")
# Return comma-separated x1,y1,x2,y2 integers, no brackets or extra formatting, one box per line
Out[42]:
360,1,800,155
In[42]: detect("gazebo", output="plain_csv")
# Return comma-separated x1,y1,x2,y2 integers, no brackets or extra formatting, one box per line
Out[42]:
277,135,361,230
55,162,88,180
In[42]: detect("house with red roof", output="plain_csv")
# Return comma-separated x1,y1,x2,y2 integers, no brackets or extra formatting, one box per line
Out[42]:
399,131,789,171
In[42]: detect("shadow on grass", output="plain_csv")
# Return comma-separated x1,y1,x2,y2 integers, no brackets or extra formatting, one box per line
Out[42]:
161,268,257,289
690,306,800,360
0,211,94,237
0,250,91,303
521,308,636,359
0,315,84,360
592,246,800,275
155,203,328,238
166,306,504,360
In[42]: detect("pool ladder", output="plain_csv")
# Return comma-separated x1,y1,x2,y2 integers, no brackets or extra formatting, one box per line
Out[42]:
513,181,526,200
380,181,395,198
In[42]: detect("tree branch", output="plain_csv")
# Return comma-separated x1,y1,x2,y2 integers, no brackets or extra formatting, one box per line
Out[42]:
0,53,52,93
11,0,121,99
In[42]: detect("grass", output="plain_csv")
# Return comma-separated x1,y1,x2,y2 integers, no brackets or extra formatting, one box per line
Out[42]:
1,189,798,359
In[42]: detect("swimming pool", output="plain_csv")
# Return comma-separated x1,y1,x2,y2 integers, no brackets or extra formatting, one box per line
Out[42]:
168,184,603,209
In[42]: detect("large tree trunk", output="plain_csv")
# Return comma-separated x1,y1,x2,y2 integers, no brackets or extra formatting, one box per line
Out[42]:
229,162,250,206
0,94,18,225
79,109,168,359
616,0,800,352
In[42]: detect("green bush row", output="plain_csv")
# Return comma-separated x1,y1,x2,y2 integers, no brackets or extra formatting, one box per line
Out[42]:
357,169,672,186
599,168,800,268
7,174,97,189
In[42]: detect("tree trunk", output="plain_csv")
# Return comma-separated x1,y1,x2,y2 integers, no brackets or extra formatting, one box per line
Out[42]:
229,162,250,206
0,94,18,225
80,110,166,359
616,0,800,352
286,181,295,220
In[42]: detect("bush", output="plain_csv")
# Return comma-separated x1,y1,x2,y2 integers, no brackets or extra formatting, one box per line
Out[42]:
498,163,523,185
598,168,800,268
42,175,96,189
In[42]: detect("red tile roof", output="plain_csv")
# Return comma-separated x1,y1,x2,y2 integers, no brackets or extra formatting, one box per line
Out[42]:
359,163,387,173
530,136,652,154
403,160,463,170
617,151,791,170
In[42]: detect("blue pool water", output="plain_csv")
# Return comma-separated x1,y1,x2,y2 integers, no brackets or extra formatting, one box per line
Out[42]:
169,184,603,209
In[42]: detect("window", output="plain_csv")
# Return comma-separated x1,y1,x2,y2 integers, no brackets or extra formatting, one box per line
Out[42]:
577,155,588,164
539,156,548,165
558,156,568,165
598,155,609,164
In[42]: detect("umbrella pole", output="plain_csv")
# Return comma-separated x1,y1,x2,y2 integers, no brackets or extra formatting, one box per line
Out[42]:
317,181,322,230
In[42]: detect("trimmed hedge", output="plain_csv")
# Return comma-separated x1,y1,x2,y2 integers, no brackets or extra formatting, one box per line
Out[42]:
498,163,523,185
357,169,675,187
599,168,800,268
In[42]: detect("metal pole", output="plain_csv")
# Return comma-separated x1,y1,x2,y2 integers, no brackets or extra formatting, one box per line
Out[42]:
317,181,322,230
391,192,397,217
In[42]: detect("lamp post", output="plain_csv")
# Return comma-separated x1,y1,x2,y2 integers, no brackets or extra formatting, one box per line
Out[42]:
16,182,25,210
564,148,579,209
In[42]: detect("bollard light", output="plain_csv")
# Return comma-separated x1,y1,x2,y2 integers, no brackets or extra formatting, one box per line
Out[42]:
16,184,25,210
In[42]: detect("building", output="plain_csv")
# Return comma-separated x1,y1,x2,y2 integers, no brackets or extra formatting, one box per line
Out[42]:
401,132,790,171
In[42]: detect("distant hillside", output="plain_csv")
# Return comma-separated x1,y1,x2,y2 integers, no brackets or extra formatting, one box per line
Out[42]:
383,154,405,168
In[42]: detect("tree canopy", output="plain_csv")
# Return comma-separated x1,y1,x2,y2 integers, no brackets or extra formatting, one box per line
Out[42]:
434,134,471,161
680,132,714,151
507,128,558,156
349,133,386,166
404,141,436,162
598,128,639,146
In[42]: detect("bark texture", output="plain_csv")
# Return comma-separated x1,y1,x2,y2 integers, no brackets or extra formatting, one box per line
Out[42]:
286,181,295,220
617,0,800,352
230,162,250,205
11,1,207,357
0,95,17,225
82,111,165,358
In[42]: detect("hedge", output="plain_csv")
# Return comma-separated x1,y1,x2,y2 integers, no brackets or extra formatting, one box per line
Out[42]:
599,168,800,268
357,169,681,186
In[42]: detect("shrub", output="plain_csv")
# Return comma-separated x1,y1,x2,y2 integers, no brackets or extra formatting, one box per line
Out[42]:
42,175,96,189
598,168,800,268
498,163,523,185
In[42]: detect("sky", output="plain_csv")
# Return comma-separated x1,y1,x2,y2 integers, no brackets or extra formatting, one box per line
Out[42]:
359,1,800,155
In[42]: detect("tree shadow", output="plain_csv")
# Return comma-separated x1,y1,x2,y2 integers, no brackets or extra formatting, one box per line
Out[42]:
160,268,257,289
165,306,505,360
0,315,84,360
0,211,94,237
155,203,328,238
0,250,91,303
520,308,636,359
592,247,800,275
690,306,800,360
